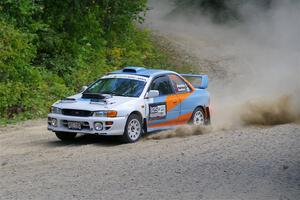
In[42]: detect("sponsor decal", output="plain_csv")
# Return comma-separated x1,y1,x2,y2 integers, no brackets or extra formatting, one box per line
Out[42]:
149,103,167,120
176,84,188,92
102,74,148,82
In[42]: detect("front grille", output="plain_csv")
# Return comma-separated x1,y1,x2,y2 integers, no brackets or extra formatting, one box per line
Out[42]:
62,109,93,117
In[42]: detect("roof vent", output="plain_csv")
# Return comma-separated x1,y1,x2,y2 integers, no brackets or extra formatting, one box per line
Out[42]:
122,66,145,73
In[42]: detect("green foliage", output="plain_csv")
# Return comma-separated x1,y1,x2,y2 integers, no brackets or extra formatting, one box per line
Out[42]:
0,19,69,121
0,0,168,124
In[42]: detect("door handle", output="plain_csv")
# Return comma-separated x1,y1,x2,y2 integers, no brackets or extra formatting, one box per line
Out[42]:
172,101,178,104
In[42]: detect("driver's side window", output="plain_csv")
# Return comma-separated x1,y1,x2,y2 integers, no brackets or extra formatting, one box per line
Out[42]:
168,74,191,93
150,76,174,96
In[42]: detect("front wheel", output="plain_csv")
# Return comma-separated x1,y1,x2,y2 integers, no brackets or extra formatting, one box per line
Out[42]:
191,107,206,126
55,132,77,141
122,114,142,143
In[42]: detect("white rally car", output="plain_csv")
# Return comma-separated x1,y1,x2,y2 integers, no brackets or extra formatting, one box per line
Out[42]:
48,66,210,143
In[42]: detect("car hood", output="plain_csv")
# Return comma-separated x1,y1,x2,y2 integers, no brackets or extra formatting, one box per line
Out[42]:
53,93,137,111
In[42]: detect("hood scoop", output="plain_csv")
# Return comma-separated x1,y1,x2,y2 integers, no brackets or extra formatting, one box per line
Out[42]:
81,93,116,105
82,93,106,99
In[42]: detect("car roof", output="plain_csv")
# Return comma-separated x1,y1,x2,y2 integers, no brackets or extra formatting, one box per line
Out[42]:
109,66,176,78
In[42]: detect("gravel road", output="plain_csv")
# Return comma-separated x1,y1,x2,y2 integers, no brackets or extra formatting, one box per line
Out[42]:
1,2,299,199
1,120,299,200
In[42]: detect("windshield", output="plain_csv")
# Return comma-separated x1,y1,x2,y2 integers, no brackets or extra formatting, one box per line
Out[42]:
85,78,146,97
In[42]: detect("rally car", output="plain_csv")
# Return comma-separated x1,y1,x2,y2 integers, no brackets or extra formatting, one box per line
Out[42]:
48,66,210,143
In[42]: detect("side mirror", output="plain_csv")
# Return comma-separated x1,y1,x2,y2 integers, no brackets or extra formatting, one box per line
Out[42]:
80,86,88,93
145,90,159,98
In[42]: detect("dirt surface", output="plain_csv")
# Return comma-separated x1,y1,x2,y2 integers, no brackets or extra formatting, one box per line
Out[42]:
2,2,300,199
0,121,300,200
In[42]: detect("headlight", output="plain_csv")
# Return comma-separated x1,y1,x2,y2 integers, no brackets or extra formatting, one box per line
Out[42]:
94,110,118,118
51,106,62,114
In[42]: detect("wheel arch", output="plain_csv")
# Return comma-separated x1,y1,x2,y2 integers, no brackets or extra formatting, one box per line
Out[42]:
129,111,147,133
191,105,210,124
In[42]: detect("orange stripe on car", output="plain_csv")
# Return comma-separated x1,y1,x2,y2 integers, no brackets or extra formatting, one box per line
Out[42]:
149,112,193,128
166,92,193,112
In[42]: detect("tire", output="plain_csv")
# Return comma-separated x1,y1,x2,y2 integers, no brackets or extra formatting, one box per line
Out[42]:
190,107,206,126
122,114,142,143
55,132,77,141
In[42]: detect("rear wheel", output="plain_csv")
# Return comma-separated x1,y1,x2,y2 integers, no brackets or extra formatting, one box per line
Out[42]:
191,107,206,126
55,132,77,141
122,114,142,143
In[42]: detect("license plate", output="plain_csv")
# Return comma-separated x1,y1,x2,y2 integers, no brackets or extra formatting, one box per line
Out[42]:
68,121,81,130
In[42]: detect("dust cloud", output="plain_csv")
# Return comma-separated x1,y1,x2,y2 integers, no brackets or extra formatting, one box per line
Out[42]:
146,125,210,140
240,95,299,126
145,0,300,138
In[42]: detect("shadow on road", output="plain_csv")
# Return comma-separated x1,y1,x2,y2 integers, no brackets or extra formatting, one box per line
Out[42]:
45,134,123,147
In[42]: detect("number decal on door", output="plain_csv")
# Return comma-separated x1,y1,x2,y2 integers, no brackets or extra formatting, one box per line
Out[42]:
149,103,167,120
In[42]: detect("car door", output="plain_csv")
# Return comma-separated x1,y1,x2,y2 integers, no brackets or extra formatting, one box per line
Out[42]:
146,75,180,129
168,74,195,125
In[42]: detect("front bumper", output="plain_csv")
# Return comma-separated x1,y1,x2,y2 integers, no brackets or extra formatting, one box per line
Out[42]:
47,113,127,136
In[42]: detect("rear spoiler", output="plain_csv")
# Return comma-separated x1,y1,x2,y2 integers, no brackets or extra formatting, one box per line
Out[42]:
180,74,208,89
